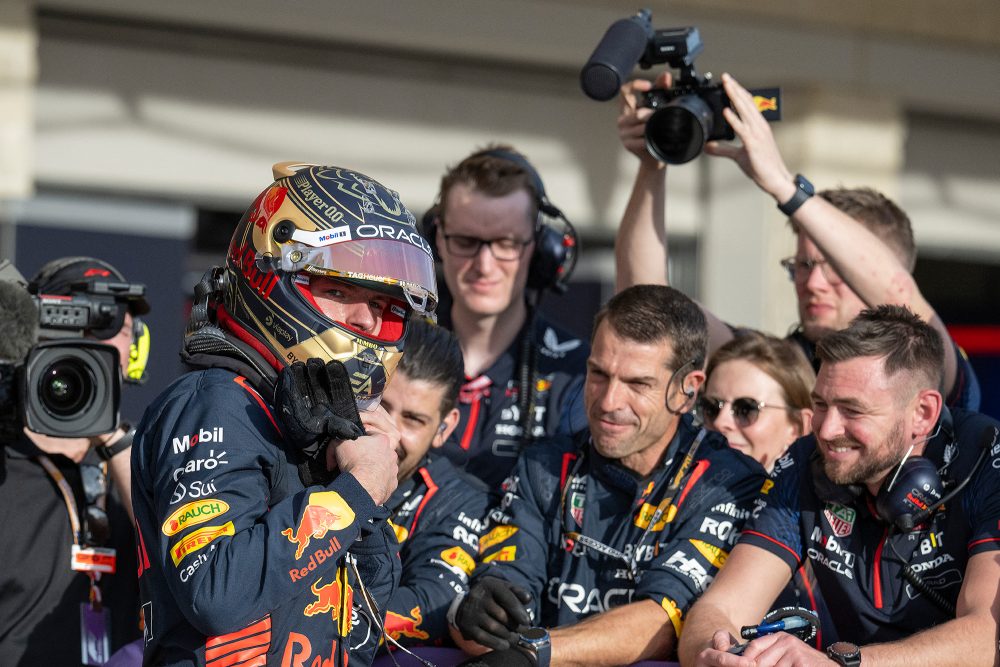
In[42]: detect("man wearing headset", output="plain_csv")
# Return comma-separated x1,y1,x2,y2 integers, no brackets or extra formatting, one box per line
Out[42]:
680,305,1000,667
426,145,589,492
451,285,766,666
131,164,437,666
0,256,148,666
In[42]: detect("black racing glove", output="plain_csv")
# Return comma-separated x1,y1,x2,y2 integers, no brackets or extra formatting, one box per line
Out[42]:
276,358,365,460
458,648,534,667
456,576,533,651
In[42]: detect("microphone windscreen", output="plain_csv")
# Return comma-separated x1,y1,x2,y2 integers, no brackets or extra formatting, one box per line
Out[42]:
580,16,649,101
0,279,38,363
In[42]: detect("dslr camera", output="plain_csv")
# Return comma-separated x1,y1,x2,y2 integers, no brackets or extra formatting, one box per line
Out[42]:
581,9,781,165
0,260,141,438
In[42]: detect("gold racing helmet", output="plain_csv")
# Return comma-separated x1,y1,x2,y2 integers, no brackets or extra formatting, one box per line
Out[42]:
221,162,438,409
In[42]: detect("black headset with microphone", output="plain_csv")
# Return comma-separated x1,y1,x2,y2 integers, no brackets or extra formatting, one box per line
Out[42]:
875,422,996,532
421,148,579,294
812,414,998,615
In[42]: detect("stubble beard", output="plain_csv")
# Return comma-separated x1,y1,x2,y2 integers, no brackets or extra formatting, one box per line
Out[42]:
823,420,909,487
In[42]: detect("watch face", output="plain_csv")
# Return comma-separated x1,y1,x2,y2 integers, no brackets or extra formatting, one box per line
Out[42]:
828,641,861,663
521,627,547,642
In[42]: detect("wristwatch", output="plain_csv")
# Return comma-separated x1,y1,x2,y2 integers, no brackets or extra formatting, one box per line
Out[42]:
826,641,861,666
97,423,135,462
517,627,551,667
777,174,815,216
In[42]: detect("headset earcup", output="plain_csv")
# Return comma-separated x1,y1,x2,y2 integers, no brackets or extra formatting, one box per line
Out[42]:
126,318,150,385
527,222,578,293
421,206,441,263
875,457,944,530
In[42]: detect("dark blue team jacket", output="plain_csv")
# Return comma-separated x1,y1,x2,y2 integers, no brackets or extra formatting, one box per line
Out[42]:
132,368,399,667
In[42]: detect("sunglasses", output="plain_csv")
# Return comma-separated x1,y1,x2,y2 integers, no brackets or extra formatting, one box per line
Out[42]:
698,396,789,428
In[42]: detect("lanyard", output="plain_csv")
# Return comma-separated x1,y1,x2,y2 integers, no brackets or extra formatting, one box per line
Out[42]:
562,428,709,580
37,454,87,546
36,454,110,606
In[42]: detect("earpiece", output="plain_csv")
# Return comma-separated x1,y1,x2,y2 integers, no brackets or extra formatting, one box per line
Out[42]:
684,386,696,398
437,423,447,434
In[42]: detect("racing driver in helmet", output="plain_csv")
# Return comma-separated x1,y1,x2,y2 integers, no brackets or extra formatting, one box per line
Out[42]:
131,162,437,667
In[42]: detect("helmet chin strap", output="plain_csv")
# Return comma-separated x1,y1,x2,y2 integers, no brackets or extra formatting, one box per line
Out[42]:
216,305,283,372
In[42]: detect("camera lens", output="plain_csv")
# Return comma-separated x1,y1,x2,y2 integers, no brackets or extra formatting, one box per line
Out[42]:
645,94,713,165
39,357,94,417
22,341,119,437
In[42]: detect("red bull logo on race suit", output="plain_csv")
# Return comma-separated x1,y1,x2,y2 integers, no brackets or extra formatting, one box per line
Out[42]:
302,578,354,620
282,491,356,560
384,606,430,641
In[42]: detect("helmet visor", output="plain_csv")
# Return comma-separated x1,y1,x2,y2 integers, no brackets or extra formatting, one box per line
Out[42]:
280,236,437,314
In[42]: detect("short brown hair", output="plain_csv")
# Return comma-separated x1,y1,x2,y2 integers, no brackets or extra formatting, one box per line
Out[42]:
815,304,944,394
795,187,916,272
437,144,540,226
707,331,815,412
593,284,707,373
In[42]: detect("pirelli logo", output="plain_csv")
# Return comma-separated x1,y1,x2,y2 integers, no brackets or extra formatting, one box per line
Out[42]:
171,522,234,566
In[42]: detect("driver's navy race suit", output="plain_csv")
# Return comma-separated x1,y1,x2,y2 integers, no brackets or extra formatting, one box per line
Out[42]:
383,455,490,647
132,340,399,667
438,312,588,492
740,407,1000,644
475,414,766,633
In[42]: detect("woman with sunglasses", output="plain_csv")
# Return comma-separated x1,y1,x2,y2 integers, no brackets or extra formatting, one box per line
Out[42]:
699,331,815,473
698,331,836,647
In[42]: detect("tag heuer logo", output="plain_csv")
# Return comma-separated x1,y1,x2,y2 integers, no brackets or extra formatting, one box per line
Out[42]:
570,492,585,527
824,503,856,537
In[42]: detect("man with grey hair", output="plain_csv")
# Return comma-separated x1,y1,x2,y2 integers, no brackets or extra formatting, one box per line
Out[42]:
680,304,1000,667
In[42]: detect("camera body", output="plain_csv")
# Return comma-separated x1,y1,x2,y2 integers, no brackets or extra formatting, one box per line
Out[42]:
0,268,126,439
642,79,736,163
2,340,121,439
581,12,780,165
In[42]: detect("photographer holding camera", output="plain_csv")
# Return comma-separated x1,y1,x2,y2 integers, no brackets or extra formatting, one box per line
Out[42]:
602,11,979,413
0,256,149,666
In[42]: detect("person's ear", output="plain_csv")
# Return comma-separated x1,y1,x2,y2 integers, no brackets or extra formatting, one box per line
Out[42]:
670,370,705,414
909,389,943,446
432,408,460,448
679,370,705,405
794,407,814,438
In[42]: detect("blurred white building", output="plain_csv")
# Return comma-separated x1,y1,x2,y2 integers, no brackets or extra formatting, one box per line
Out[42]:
3,0,999,413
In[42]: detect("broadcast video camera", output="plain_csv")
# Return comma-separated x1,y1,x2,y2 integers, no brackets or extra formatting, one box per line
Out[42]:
0,259,140,438
581,9,781,164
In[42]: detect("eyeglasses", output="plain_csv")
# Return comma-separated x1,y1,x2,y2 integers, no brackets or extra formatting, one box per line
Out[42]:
779,256,843,285
440,232,533,260
698,396,789,429
80,463,110,547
